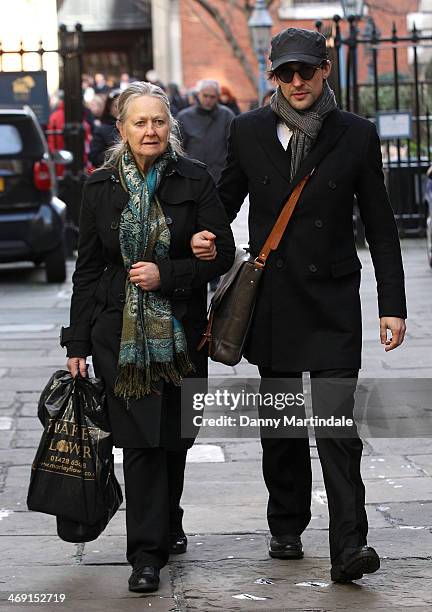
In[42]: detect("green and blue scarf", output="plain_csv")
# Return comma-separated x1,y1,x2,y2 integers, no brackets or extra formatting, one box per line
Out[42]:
114,146,194,399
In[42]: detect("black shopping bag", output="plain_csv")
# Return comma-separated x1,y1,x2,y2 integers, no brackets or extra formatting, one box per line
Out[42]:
27,370,122,538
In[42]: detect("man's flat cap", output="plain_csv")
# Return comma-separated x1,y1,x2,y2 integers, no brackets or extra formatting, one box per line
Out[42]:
269,28,328,70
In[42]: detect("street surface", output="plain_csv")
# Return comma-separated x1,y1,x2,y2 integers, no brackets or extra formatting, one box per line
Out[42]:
0,204,431,610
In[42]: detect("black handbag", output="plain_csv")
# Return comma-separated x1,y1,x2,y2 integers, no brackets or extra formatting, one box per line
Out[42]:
198,173,312,366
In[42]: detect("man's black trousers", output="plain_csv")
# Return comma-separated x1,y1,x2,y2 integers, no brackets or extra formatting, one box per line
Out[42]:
258,367,368,562
122,448,187,569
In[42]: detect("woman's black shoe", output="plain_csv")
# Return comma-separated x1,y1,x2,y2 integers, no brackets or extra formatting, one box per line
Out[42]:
169,534,187,554
128,566,160,593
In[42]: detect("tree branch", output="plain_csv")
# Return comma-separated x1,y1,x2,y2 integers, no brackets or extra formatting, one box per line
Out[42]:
192,0,258,90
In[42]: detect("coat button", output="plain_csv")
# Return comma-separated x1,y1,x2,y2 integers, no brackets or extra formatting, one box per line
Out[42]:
262,175,270,185
275,257,285,269
118,292,126,303
174,288,185,296
328,180,337,190
165,216,173,225
308,263,318,273
314,219,323,228
111,220,119,230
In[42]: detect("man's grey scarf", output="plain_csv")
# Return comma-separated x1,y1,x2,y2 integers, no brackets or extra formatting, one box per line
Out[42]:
270,81,337,179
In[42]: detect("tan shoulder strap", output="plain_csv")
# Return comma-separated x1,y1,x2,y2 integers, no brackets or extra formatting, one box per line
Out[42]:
254,171,313,268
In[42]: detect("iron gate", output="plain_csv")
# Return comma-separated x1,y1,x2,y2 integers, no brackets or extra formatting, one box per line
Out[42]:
318,16,432,237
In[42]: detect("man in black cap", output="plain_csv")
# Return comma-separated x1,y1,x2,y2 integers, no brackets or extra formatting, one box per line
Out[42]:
194,27,407,582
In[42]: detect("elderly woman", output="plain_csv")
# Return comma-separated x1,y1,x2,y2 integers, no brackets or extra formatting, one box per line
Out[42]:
60,81,235,593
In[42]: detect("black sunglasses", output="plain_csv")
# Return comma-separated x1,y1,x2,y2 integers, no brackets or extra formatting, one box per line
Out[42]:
275,63,324,84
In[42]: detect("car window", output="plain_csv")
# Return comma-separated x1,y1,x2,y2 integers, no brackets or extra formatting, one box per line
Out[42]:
0,125,22,155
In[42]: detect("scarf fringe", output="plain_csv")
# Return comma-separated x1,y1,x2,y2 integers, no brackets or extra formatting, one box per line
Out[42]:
114,353,195,400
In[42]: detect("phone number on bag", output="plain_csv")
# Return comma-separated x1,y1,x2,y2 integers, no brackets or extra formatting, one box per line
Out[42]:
8,593,66,603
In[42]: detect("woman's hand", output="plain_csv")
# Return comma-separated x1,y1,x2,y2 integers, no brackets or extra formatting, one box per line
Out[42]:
129,262,161,290
67,357,87,378
191,230,217,260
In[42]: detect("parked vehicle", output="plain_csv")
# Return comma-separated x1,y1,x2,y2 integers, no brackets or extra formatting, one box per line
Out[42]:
0,106,72,282
425,166,432,268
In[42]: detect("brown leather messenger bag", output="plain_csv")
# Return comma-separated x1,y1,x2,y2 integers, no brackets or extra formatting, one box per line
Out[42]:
198,170,313,366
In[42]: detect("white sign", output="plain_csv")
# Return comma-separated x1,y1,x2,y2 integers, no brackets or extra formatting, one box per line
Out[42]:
376,112,412,140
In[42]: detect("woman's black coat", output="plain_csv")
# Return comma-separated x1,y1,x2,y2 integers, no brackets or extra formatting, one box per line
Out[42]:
218,106,407,372
61,156,235,448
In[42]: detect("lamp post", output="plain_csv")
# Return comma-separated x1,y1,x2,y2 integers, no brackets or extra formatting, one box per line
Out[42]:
339,0,365,113
340,0,365,19
248,0,273,106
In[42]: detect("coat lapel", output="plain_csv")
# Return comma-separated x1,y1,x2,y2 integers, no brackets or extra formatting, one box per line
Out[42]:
253,107,292,183
253,107,350,196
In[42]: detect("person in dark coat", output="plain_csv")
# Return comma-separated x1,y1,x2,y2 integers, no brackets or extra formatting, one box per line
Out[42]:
177,79,234,183
219,85,241,116
88,89,121,167
195,28,407,583
61,81,235,593
166,82,188,117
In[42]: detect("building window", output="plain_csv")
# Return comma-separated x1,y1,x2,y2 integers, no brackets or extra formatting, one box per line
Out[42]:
279,0,343,20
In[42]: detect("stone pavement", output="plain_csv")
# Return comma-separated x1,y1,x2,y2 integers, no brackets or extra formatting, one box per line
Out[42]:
0,219,432,610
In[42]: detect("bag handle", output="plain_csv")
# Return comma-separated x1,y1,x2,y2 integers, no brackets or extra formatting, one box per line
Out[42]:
253,170,313,269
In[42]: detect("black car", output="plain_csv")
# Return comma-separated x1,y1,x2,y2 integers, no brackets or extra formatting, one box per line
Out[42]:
0,106,70,282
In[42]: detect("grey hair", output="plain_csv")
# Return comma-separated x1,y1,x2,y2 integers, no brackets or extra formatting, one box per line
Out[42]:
102,81,183,169
196,79,221,95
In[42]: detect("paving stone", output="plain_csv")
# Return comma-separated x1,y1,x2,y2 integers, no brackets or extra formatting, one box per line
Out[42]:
0,448,38,466
376,501,432,527
364,477,432,503
177,558,432,611
0,432,14,450
407,454,432,476
15,393,42,404
1,378,48,392
0,564,173,605
14,430,42,448
17,418,42,431
367,438,432,455
19,404,39,418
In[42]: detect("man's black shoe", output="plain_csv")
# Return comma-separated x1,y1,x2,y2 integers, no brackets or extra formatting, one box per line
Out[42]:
169,534,187,554
331,546,380,583
269,535,303,559
128,566,160,593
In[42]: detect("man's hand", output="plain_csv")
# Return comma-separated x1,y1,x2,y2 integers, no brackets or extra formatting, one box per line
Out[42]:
191,230,217,260
380,317,406,351
129,262,161,291
67,357,87,378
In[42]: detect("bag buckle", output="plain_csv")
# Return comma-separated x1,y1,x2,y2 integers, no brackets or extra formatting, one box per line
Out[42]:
254,255,266,269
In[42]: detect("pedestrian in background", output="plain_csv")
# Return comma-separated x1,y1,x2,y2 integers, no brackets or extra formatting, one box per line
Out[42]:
177,79,234,183
94,72,110,95
86,95,106,130
219,85,241,115
177,79,234,290
61,81,234,594
167,82,188,117
196,27,407,583
89,89,121,168
119,72,131,91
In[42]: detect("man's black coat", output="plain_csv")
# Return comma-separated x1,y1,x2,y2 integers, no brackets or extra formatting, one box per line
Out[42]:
61,157,235,448
218,106,407,371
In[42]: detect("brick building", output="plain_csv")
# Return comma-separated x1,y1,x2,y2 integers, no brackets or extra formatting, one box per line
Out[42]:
163,0,422,110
